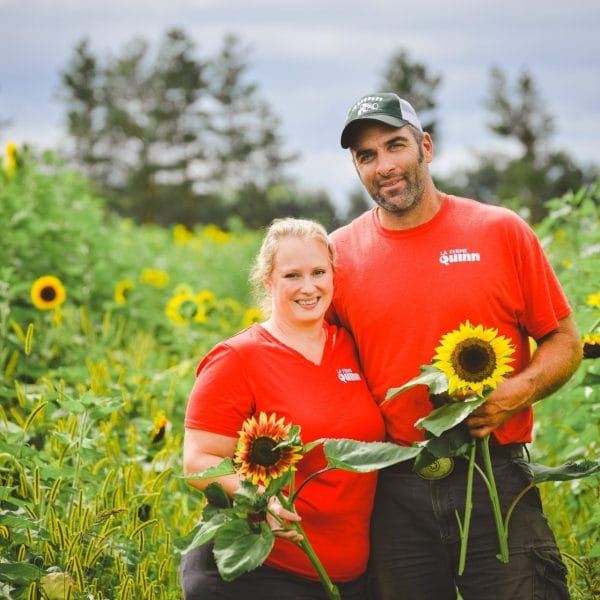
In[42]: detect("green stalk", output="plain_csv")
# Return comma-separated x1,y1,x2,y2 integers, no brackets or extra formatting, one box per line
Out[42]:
479,434,509,563
277,492,341,600
458,439,476,575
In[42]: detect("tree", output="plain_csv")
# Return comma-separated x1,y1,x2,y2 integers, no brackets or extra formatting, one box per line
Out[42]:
57,29,325,228
485,66,554,161
204,33,296,192
445,67,587,223
60,29,209,222
378,48,442,139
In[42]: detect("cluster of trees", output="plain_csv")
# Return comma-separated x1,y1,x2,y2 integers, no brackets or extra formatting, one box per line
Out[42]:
6,28,598,229
58,29,339,229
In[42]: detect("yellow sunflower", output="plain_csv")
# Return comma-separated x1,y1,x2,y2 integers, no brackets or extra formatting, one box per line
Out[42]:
30,276,67,311
582,334,600,359
140,268,169,288
587,291,600,309
433,321,515,397
234,412,303,487
242,307,264,328
114,279,135,304
4,142,18,177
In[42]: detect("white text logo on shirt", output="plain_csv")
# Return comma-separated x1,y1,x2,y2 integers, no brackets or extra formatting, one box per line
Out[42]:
439,248,481,266
337,368,361,383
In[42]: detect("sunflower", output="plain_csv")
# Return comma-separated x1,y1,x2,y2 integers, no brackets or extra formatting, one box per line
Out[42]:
587,291,600,309
140,268,169,288
433,321,515,397
114,279,135,304
234,412,303,487
30,275,67,311
582,334,600,359
242,307,264,328
4,142,18,177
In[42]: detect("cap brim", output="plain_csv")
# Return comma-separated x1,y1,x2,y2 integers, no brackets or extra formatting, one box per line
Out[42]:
340,115,410,148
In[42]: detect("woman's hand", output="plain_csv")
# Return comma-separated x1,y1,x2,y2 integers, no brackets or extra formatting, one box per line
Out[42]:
266,496,303,543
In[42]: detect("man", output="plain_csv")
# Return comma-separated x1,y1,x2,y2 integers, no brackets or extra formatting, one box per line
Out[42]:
329,92,583,599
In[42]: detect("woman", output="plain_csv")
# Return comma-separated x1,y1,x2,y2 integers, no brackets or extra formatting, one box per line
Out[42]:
180,218,385,599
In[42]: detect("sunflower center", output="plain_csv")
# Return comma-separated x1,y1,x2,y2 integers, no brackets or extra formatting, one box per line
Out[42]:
40,286,57,302
249,437,282,467
452,338,496,382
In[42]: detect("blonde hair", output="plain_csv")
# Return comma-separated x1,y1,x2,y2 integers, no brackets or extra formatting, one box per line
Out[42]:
249,218,334,315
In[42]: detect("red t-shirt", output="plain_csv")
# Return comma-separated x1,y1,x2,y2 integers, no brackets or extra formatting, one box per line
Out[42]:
330,195,571,446
185,322,385,582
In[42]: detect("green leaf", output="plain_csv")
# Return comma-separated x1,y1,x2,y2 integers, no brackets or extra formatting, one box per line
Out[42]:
184,457,236,481
204,482,231,509
0,562,44,584
323,439,421,472
184,513,229,552
530,459,600,483
416,397,486,436
264,468,292,497
214,519,274,581
384,364,448,403
232,479,267,513
422,427,473,459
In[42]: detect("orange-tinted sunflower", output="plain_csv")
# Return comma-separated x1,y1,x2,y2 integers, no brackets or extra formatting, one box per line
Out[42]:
30,275,67,311
234,412,303,487
433,321,515,397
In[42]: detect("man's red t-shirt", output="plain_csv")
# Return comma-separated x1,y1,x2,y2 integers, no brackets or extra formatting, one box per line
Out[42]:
330,195,571,446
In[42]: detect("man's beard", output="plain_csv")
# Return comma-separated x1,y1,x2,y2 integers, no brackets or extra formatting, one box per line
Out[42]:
370,158,426,215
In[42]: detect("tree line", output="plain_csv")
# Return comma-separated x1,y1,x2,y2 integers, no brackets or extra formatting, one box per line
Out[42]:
6,28,599,229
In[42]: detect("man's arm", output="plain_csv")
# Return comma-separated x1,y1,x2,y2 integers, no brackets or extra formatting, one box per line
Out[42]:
466,314,583,438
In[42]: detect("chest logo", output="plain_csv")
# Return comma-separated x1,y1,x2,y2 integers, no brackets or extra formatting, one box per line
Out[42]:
337,368,361,383
439,248,481,266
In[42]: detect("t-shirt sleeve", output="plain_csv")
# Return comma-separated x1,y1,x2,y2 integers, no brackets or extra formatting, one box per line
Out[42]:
513,218,571,339
184,343,255,436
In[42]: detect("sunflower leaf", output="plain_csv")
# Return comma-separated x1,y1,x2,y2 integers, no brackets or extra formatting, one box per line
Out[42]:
233,479,267,513
384,365,448,403
416,397,486,436
530,459,600,483
264,468,292,496
214,519,274,581
422,426,473,459
324,439,421,472
184,457,236,481
204,482,231,509
184,512,229,552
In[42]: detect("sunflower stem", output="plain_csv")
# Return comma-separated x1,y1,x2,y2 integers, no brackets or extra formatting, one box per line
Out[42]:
290,466,335,504
277,491,341,600
479,434,509,563
458,439,476,575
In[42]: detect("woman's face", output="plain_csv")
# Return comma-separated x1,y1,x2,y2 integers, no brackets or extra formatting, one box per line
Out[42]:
264,236,333,328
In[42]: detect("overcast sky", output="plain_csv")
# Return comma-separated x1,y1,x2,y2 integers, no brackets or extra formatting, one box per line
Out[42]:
2,0,599,211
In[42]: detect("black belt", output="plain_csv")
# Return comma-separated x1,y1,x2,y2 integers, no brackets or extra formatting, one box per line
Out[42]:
384,443,525,479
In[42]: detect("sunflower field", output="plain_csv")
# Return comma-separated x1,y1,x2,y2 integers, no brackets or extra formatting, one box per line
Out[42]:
0,144,598,599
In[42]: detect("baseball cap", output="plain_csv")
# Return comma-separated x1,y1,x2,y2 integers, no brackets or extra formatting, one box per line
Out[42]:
340,92,423,148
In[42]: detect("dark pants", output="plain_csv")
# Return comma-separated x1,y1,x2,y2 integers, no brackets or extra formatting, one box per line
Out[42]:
368,449,569,600
179,540,369,600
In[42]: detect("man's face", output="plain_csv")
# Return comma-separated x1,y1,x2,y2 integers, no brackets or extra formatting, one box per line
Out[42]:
350,122,432,216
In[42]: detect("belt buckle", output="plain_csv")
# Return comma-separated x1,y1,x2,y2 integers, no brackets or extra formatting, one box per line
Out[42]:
417,457,454,480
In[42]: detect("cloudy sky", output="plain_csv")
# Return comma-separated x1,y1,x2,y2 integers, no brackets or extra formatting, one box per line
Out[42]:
2,0,599,210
